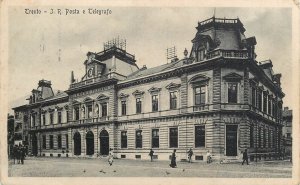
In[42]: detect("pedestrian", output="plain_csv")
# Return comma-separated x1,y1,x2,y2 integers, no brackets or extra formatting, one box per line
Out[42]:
16,145,21,164
108,148,114,166
12,145,18,164
20,145,25,165
206,150,212,164
169,149,177,168
187,148,193,163
242,149,249,165
149,148,154,162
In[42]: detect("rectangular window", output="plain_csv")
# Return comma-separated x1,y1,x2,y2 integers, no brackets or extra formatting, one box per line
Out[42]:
42,135,46,149
152,129,159,148
257,90,262,111
268,129,271,148
121,101,127,115
136,98,142,114
268,97,272,115
66,110,69,122
251,87,256,107
32,114,36,127
195,126,205,147
121,131,127,148
258,127,261,148
170,92,177,110
135,130,142,148
65,134,69,149
87,104,93,118
228,83,238,103
42,114,46,125
152,95,158,112
50,113,54,124
101,103,107,117
74,107,80,120
49,135,54,149
58,112,62,124
57,134,62,149
198,49,205,61
263,128,266,148
169,128,178,148
250,125,254,148
263,93,267,113
195,85,206,105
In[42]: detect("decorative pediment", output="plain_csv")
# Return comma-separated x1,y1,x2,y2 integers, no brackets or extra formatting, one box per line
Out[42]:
72,100,81,105
189,75,210,85
55,106,63,111
165,82,181,90
96,94,109,101
258,85,264,91
118,93,129,99
132,90,145,97
148,87,161,94
249,78,259,86
83,97,93,102
223,72,243,82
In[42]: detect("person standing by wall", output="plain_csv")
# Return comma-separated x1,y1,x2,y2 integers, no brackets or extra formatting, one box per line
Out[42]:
149,149,154,162
108,148,114,166
169,149,177,168
187,148,193,163
242,149,249,165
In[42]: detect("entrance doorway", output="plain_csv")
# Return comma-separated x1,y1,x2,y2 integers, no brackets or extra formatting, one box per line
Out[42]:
99,130,109,155
86,131,94,155
31,134,38,156
73,132,81,156
226,125,238,156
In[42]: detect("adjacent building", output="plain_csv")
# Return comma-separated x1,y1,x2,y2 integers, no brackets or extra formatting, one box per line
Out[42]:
12,17,285,162
282,107,292,158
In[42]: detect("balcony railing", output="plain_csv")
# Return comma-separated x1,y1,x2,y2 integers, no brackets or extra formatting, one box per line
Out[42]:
206,49,248,60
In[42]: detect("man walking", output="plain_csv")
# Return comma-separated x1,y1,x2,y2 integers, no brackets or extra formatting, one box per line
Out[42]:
149,148,154,162
242,149,249,165
20,145,25,165
187,148,193,163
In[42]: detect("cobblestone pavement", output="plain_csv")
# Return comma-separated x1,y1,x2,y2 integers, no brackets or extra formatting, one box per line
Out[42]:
8,157,292,177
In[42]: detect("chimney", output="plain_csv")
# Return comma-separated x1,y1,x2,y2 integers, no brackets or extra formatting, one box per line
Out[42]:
71,71,75,84
284,107,289,111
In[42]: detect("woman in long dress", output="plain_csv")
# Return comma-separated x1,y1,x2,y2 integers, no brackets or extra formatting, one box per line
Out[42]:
108,148,114,166
170,149,177,168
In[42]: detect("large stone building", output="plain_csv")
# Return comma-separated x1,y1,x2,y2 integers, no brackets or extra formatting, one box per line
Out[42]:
12,17,285,162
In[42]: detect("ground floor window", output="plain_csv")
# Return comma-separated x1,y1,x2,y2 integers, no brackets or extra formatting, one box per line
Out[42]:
57,134,62,149
195,126,205,147
42,135,46,149
65,134,69,149
152,129,159,148
250,125,254,148
121,131,127,148
135,130,142,148
169,128,178,148
49,135,54,149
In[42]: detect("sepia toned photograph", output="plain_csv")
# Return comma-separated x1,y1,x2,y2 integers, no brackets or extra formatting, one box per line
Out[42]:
1,1,299,185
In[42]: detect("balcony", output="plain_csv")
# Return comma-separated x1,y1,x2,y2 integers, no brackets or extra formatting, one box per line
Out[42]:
206,49,248,60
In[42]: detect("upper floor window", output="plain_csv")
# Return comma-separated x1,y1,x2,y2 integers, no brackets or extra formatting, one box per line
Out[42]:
152,95,158,112
42,114,46,126
101,102,108,117
87,104,93,118
197,47,205,61
50,113,54,125
257,90,263,111
57,112,62,124
169,128,178,148
268,96,272,115
95,104,99,117
121,131,127,148
251,87,256,107
32,114,36,127
263,92,268,113
170,92,177,110
136,98,142,114
66,110,69,122
152,129,159,148
228,82,238,103
74,107,80,120
81,106,86,119
135,130,142,148
195,85,206,105
121,101,127,115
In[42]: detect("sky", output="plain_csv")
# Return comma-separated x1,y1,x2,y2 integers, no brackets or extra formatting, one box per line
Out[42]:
7,7,292,113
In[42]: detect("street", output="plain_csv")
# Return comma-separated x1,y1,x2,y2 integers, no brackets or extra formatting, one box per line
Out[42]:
8,157,292,178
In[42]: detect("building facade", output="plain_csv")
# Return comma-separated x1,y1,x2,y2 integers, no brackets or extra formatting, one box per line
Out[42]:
282,107,292,158
13,17,285,162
